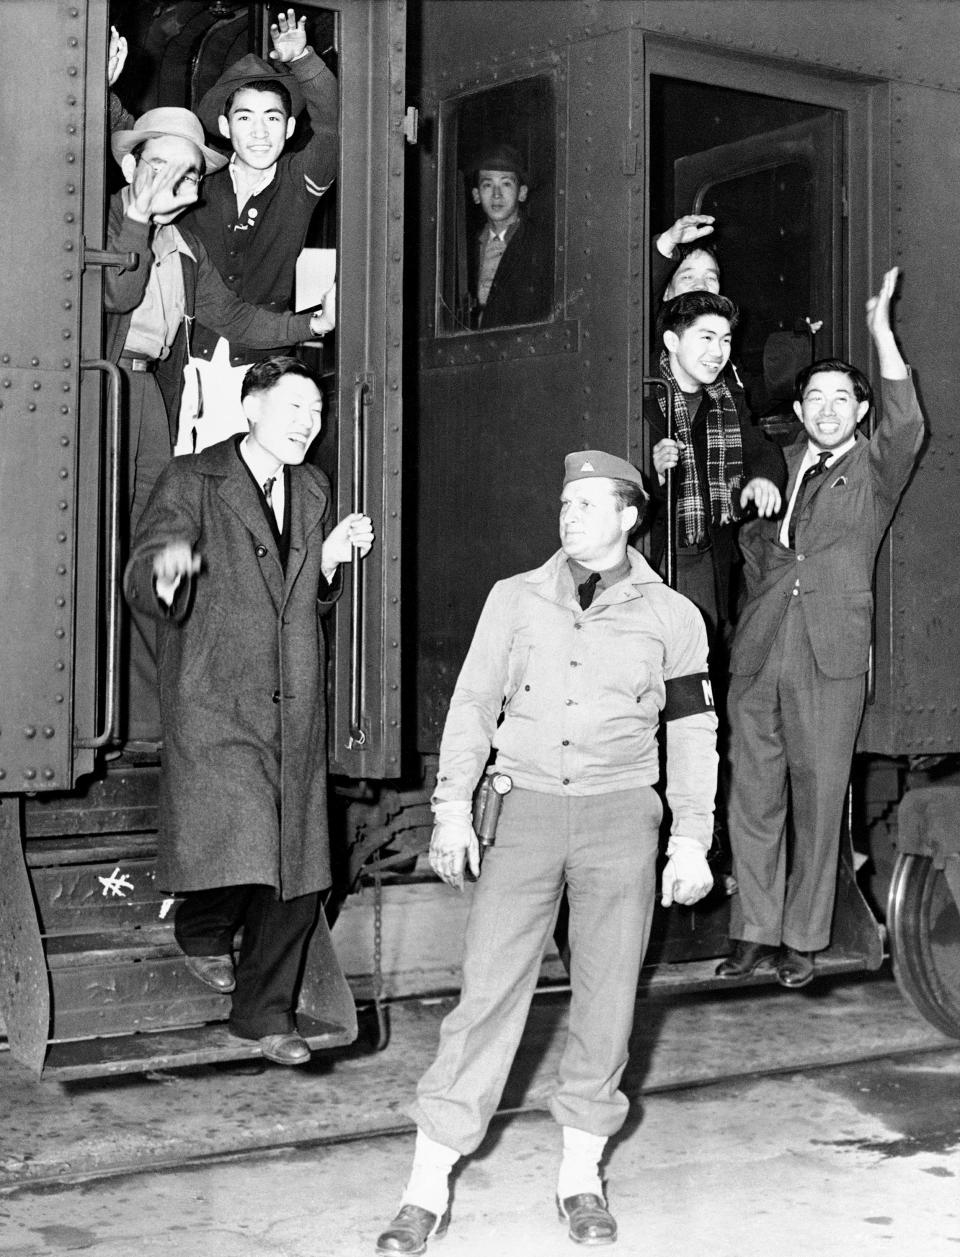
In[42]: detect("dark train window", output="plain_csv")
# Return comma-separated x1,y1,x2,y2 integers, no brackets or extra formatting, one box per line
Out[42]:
437,76,556,336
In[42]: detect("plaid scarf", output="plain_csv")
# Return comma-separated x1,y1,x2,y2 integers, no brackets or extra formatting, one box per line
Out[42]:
658,351,745,547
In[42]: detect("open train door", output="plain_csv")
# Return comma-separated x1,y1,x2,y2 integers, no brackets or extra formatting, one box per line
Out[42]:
0,0,407,1077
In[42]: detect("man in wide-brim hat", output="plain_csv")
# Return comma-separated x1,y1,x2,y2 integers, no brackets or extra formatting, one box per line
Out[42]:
173,6,339,456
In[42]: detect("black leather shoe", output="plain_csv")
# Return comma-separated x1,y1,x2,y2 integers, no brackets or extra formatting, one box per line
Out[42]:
715,940,779,978
184,953,235,992
375,1204,449,1254
558,1194,617,1246
777,947,815,989
259,1032,311,1066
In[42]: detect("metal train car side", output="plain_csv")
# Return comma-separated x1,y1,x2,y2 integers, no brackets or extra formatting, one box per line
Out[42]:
0,0,958,1076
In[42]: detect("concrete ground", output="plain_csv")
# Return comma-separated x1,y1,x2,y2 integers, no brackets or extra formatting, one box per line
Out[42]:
1,970,959,1256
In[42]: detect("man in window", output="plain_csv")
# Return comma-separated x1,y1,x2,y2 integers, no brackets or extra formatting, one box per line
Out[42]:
468,144,551,329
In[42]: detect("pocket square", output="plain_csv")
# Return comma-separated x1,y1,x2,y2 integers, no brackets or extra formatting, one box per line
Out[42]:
831,475,847,487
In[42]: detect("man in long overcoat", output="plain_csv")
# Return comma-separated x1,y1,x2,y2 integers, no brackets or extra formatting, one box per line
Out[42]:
124,357,374,1064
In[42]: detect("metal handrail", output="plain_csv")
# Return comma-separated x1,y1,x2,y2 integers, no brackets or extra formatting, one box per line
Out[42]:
347,376,370,750
75,358,122,749
644,376,676,588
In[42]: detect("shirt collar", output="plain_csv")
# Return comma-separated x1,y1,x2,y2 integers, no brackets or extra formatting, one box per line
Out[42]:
567,553,633,591
805,433,856,466
229,153,277,199
238,433,282,485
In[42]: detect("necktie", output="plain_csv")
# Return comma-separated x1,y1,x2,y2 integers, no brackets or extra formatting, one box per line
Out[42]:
578,571,601,610
787,451,831,549
262,476,280,529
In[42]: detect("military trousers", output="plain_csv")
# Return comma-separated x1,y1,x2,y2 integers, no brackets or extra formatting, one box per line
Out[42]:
410,786,661,1156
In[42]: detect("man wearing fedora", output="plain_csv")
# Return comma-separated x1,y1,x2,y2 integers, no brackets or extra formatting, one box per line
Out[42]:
105,104,330,745
467,143,551,330
176,7,338,452
375,451,718,1253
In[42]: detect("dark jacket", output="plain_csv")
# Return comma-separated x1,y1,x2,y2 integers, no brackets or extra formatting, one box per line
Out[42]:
731,373,923,679
103,193,315,447
123,439,340,899
471,216,552,329
644,386,787,623
183,50,339,366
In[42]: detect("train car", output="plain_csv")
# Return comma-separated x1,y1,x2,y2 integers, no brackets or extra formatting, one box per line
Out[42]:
1,0,958,1079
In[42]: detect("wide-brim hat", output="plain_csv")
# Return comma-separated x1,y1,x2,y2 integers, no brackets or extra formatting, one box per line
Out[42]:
197,53,306,134
563,450,645,490
111,107,229,172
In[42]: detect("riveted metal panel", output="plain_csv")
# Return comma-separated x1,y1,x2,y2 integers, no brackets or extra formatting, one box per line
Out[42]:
325,0,407,779
0,0,107,793
413,24,638,749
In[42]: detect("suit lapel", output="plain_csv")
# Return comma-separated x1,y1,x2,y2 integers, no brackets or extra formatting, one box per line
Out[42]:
215,449,285,610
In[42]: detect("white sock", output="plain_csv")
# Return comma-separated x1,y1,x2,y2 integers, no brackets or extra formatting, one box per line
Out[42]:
400,1129,459,1217
557,1126,606,1201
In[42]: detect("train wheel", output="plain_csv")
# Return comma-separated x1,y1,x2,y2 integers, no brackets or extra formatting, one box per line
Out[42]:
887,853,960,1039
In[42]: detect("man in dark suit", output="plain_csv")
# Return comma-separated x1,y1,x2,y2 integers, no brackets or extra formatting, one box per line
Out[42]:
717,268,924,989
467,144,551,329
124,357,373,1063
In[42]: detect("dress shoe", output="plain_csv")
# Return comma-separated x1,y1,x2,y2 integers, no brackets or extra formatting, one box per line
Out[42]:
375,1204,449,1255
777,947,815,989
558,1194,618,1246
184,953,235,992
715,940,779,978
259,1032,311,1066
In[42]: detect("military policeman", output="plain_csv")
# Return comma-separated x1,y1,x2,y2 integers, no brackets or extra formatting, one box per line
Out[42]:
375,450,718,1253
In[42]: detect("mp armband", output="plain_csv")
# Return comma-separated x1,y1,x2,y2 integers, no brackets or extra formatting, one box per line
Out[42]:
662,673,714,721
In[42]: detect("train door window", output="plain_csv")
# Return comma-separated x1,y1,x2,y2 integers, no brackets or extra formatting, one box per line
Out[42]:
650,76,842,431
437,75,556,335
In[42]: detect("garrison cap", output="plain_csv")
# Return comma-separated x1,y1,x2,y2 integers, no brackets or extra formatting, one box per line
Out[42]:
470,143,528,186
197,53,306,134
563,450,645,489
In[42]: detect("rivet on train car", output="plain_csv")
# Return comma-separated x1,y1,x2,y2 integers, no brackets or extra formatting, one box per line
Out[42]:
63,271,73,281
1,379,9,388
62,330,72,339
56,596,66,607
42,769,55,781
54,694,64,704
66,183,75,194
43,727,55,739
67,66,78,77
27,402,36,412
59,468,68,479
64,239,74,249
55,660,65,671
33,380,41,390
1,354,8,363
57,532,67,543
24,726,37,739
65,213,75,224
60,406,69,415
31,357,39,367
62,359,70,369
23,768,37,780
55,628,66,639
57,564,67,575
0,770,5,781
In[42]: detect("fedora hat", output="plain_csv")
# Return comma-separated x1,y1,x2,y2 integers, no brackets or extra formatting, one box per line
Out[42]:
111,107,229,172
197,54,306,134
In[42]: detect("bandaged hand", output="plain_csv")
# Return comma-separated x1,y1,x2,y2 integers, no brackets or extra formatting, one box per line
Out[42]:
661,835,713,907
429,800,480,890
